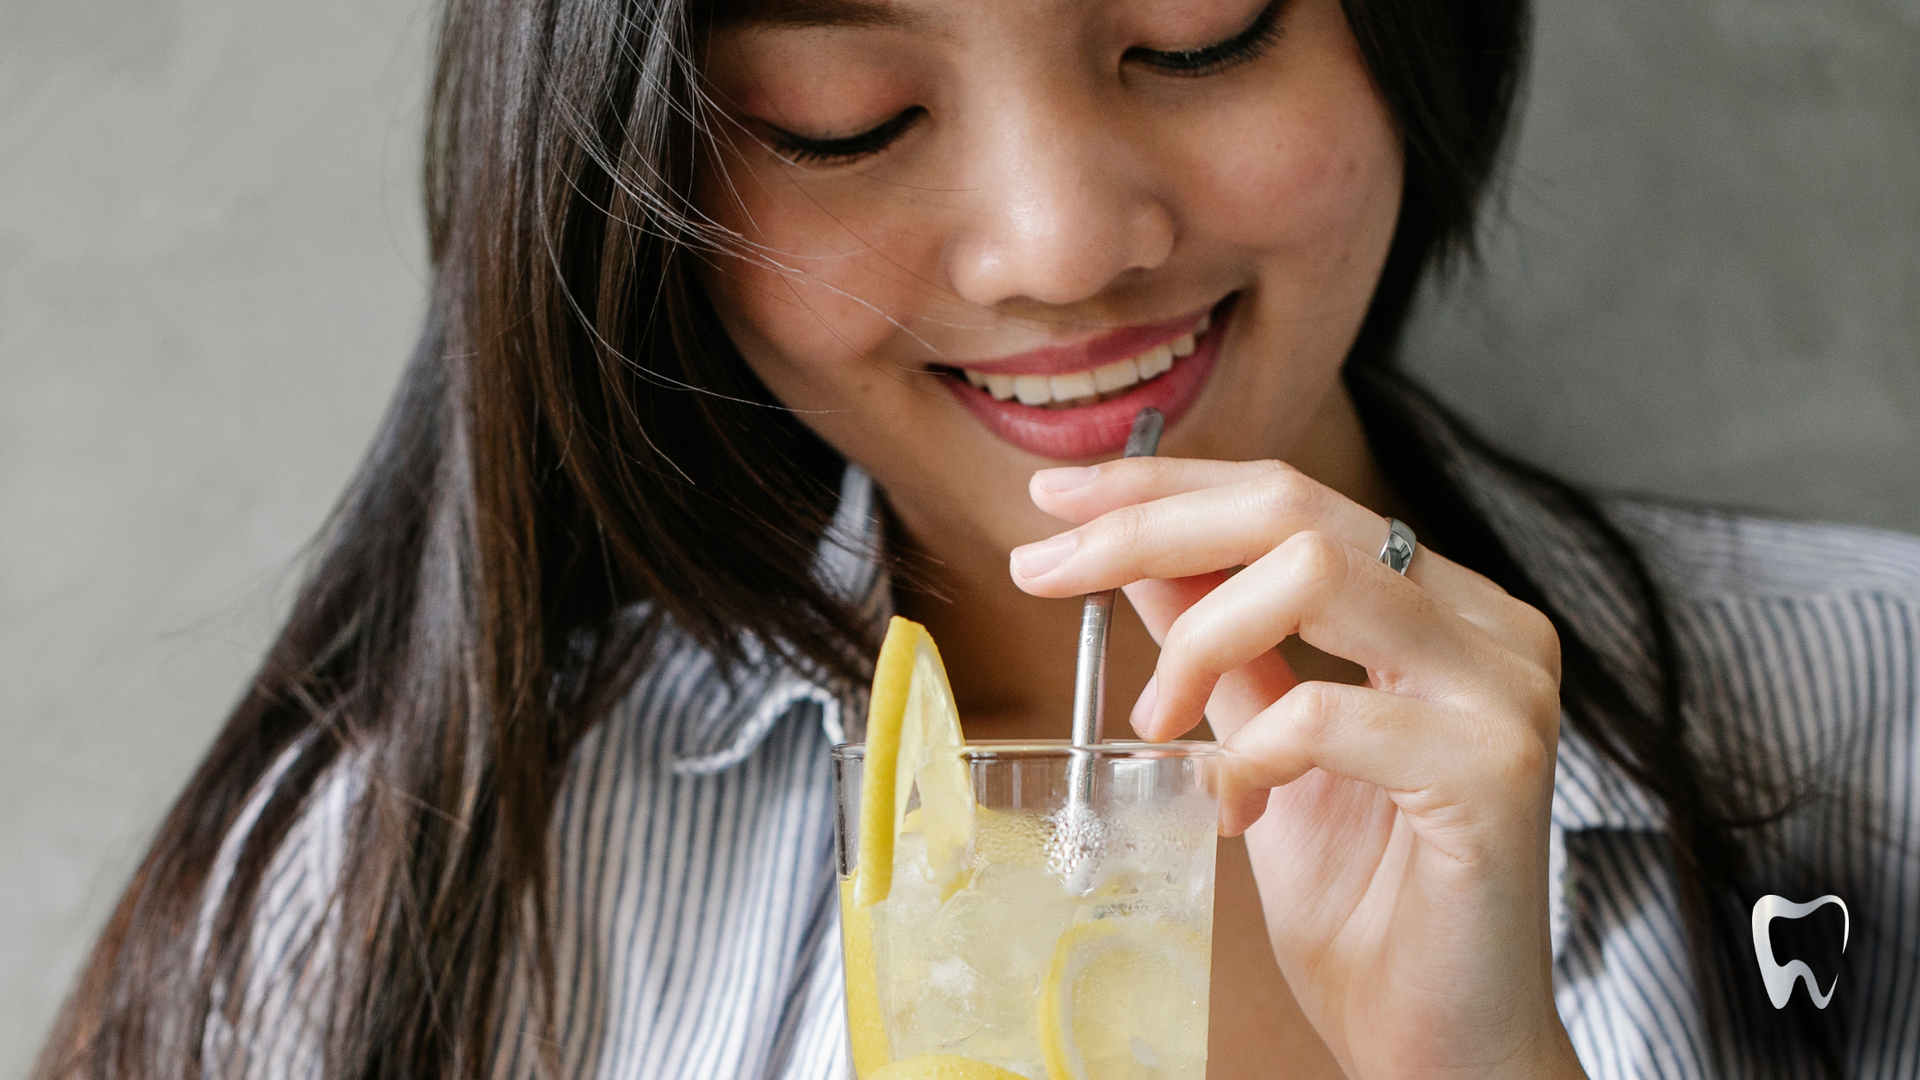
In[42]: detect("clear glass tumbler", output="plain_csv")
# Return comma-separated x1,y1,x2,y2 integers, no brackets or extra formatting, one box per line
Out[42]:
832,740,1220,1080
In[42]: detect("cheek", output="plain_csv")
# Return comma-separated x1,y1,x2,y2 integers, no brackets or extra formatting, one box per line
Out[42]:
700,250,885,405
1185,74,1403,272
694,156,923,405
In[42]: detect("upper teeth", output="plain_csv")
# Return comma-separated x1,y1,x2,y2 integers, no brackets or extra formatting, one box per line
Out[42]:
961,313,1209,406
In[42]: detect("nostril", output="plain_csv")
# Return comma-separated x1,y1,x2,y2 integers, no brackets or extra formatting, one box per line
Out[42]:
941,181,1178,309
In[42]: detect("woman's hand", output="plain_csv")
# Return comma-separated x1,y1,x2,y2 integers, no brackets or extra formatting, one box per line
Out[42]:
1009,458,1586,1080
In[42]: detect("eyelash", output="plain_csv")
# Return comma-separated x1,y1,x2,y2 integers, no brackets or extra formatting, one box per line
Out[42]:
763,107,927,166
1129,0,1286,78
761,0,1285,166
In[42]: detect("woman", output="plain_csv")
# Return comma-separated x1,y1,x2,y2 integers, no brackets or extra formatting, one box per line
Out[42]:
34,0,1918,1077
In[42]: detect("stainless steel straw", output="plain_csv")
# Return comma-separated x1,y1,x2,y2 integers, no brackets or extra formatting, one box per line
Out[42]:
1067,407,1163,810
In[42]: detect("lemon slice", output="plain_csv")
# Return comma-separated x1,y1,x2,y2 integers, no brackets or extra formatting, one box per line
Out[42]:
869,1054,1029,1080
840,876,890,1077
855,616,971,907
1040,919,1212,1080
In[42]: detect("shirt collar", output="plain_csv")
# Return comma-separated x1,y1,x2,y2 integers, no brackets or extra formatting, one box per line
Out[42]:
1553,721,1664,833
1548,715,1666,961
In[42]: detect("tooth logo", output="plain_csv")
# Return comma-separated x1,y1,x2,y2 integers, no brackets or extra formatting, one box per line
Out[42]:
1751,894,1848,1009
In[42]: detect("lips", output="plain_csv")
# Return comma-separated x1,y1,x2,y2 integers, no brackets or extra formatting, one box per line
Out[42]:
939,295,1235,460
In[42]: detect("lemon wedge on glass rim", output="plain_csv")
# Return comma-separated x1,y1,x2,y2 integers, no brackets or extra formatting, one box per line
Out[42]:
854,615,974,907
845,617,974,1078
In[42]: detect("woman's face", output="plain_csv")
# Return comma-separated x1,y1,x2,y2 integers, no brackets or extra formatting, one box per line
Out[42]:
697,0,1402,557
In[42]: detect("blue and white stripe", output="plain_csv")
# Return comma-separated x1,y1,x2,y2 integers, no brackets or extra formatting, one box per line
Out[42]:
212,410,1920,1079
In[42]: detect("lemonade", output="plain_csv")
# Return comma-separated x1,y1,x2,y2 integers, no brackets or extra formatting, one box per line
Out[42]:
835,618,1218,1080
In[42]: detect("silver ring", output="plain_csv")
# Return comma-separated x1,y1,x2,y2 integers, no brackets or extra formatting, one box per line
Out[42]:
1378,518,1416,575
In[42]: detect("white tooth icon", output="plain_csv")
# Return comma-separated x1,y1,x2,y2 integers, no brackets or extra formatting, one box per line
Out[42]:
1751,893,1848,1009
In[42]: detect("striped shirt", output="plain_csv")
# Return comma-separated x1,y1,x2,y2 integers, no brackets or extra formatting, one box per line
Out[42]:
213,405,1920,1080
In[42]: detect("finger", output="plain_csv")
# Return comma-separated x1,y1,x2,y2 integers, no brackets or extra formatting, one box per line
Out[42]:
1030,457,1305,524
1018,460,1380,586
1215,682,1553,836
1016,461,1559,674
1120,576,1298,739
1015,462,1494,618
1143,530,1510,741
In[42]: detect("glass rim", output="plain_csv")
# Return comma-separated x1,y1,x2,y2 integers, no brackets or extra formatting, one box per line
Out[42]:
830,739,1220,762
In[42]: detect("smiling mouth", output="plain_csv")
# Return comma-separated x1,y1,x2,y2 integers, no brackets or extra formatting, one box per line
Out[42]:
934,295,1234,459
933,309,1214,410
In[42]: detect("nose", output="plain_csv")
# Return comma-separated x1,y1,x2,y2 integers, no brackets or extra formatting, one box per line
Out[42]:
943,93,1177,310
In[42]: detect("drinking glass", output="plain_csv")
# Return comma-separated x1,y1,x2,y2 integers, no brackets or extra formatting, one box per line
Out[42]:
832,740,1220,1080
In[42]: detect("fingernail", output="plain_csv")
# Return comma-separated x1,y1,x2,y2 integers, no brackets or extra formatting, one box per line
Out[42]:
1033,466,1098,493
1010,533,1076,578
1129,676,1158,739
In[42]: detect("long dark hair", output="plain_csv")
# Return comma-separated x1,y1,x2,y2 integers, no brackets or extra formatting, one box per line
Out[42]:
35,0,1828,1077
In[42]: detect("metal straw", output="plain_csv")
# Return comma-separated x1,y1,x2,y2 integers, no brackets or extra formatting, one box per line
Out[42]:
1067,408,1163,809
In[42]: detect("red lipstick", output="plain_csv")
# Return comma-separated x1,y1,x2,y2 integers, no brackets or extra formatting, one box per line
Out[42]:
941,296,1235,460
943,306,1213,377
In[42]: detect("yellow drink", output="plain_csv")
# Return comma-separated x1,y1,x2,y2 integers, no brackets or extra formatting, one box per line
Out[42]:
833,742,1219,1080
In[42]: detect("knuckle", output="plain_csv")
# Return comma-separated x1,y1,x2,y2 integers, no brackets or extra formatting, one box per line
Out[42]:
1094,504,1151,568
1249,461,1316,523
1280,529,1350,591
1488,726,1556,788
1534,629,1565,688
1248,458,1292,481
1281,680,1339,740
1503,602,1564,689
1492,654,1564,742
1159,612,1204,664
1517,602,1559,654
1521,661,1562,714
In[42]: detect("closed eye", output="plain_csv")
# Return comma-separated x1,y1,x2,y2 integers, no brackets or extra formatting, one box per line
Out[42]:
1127,0,1286,78
760,106,927,166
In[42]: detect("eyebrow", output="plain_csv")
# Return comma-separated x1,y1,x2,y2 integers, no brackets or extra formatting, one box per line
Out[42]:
728,0,927,29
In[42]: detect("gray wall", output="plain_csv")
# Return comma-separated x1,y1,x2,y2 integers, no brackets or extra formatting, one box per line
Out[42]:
1405,0,1920,530
2,0,1915,1070
1,0,432,1068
